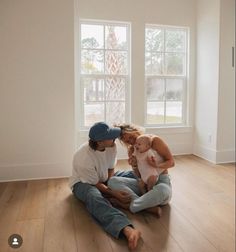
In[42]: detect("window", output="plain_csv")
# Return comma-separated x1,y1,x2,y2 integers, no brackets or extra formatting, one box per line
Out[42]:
79,20,130,128
145,25,188,126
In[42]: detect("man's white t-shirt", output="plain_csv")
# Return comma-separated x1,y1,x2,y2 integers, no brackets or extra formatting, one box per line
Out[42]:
69,142,117,190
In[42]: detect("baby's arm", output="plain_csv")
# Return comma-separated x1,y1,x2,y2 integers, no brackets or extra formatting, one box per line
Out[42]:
128,146,140,177
147,149,166,175
147,149,158,167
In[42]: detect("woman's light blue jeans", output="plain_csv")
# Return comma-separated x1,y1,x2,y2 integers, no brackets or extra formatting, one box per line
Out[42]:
108,174,172,213
72,170,136,238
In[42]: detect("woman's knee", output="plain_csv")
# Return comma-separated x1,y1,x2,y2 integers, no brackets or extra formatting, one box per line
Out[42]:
154,184,171,201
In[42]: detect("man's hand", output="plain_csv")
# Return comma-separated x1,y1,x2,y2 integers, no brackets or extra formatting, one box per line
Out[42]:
112,190,131,204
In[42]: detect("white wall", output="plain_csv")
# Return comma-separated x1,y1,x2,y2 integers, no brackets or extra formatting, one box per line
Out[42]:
217,0,235,163
194,0,235,163
0,0,75,181
0,0,234,182
194,0,220,162
76,0,196,159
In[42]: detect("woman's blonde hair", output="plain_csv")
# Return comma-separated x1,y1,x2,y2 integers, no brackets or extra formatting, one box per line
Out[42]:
114,123,145,147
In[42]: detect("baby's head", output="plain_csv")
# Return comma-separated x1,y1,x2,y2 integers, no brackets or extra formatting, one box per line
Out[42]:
134,135,152,153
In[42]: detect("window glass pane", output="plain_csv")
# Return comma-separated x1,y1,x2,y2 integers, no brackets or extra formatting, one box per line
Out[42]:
80,21,130,128
165,53,185,75
165,29,186,52
152,53,163,74
81,24,104,49
105,26,127,50
106,102,125,124
145,25,187,126
166,79,183,100
145,52,152,74
166,101,182,123
145,28,164,51
83,78,104,101
81,49,104,74
105,51,127,75
147,78,165,100
146,102,164,124
84,103,104,127
105,77,125,100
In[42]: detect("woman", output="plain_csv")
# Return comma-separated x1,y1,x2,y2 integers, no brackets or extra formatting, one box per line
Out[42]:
108,123,175,217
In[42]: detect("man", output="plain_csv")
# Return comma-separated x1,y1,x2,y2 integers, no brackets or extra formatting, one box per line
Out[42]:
69,122,141,250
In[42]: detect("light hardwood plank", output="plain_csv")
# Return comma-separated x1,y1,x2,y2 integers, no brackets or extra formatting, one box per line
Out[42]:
0,181,27,241
0,182,8,198
170,155,235,252
17,180,48,221
126,210,184,252
6,219,44,252
72,198,114,252
0,155,234,252
43,178,77,252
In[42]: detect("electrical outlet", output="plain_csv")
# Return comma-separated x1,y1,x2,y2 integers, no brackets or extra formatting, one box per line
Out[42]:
208,134,212,143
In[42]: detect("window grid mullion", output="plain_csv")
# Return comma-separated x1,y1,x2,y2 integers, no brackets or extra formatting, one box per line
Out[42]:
163,28,166,124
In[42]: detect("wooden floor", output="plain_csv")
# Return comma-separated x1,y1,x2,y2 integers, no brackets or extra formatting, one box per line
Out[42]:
0,155,235,252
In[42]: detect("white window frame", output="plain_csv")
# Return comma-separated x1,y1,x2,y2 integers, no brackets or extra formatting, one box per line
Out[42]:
144,24,189,127
78,19,131,130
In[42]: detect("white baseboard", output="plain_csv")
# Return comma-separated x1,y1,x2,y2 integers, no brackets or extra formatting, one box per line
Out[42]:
0,162,71,182
193,144,235,164
2,144,233,182
215,149,236,164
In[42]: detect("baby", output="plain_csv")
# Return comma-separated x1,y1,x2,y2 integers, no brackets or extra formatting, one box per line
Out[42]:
133,135,165,194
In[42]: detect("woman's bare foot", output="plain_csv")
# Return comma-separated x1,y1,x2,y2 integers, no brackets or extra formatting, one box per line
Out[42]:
146,206,162,218
123,226,141,250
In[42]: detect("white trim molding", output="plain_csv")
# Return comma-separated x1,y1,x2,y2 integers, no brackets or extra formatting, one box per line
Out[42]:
193,144,235,164
215,149,236,164
0,162,71,182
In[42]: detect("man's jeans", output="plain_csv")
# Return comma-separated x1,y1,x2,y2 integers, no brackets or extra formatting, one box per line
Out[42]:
72,170,136,238
108,174,172,213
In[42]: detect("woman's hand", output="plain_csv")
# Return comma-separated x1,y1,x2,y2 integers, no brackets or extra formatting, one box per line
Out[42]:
128,155,137,167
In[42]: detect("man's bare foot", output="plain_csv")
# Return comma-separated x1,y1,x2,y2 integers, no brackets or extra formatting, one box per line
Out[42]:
146,206,162,218
123,226,141,250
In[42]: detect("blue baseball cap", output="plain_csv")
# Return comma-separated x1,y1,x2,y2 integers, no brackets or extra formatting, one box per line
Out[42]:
89,122,121,141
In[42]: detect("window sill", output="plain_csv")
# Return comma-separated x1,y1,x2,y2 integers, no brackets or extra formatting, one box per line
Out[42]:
78,125,193,137
145,125,193,135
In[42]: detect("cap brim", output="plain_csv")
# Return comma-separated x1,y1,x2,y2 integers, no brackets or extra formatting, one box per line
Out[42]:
106,128,121,140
